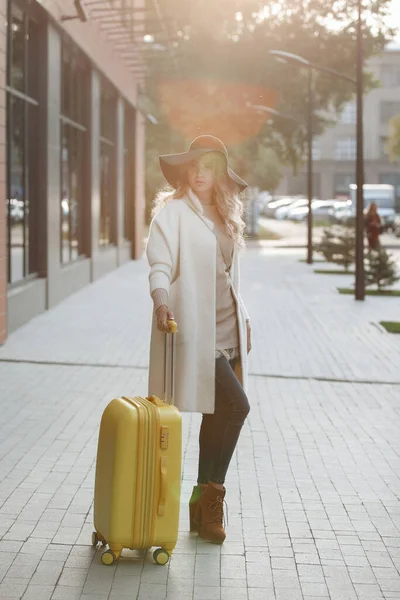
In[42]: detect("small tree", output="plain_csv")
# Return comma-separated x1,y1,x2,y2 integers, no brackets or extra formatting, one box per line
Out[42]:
334,227,356,272
318,228,337,263
317,225,355,272
365,249,400,291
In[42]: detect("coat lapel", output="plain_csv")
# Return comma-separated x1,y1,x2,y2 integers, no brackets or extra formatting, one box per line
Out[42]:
186,188,204,214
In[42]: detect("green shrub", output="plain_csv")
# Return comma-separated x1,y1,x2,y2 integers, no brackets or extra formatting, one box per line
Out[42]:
365,249,400,291
317,225,355,272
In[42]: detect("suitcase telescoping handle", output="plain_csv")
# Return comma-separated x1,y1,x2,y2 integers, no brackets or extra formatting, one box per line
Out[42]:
163,319,178,405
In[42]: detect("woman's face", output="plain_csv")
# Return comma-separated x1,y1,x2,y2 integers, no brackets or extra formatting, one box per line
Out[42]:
187,153,216,196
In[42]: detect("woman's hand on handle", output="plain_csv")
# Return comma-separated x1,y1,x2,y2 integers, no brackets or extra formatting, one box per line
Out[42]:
156,305,175,333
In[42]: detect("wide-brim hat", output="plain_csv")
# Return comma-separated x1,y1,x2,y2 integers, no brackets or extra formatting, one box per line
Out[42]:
159,135,248,192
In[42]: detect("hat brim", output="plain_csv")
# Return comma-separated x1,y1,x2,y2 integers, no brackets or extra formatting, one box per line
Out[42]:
159,148,247,192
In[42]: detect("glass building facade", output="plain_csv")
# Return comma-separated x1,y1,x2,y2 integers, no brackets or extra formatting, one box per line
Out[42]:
1,0,144,342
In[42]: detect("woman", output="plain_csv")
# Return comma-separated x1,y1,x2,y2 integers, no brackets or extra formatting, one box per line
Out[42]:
365,202,381,250
146,135,251,545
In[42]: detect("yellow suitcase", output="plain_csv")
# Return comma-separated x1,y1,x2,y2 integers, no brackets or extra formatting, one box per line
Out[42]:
92,321,182,566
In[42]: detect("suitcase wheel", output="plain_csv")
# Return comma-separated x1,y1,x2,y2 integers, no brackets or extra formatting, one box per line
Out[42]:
101,549,117,566
153,548,170,566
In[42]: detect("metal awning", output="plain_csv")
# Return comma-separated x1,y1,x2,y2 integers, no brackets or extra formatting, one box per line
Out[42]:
83,0,182,83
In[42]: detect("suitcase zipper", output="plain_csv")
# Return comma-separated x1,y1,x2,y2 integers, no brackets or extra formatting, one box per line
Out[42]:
141,398,153,549
146,398,160,549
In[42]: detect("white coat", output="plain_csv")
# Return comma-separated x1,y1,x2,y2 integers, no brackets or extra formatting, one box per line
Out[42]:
146,190,250,414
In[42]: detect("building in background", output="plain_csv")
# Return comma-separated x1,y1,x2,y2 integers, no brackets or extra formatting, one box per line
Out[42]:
0,0,148,344
276,45,400,209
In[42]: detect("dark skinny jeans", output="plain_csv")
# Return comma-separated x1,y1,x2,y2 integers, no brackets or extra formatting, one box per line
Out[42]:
197,355,250,485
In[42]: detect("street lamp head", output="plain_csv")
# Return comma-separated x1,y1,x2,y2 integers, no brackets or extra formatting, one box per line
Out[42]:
269,49,356,84
269,50,311,67
247,101,278,116
247,102,303,125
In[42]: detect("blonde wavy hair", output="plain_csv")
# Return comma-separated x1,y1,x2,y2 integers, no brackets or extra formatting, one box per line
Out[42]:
151,152,246,248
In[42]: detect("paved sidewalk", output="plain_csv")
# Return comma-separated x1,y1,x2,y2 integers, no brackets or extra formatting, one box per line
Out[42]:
1,248,400,600
2,249,399,382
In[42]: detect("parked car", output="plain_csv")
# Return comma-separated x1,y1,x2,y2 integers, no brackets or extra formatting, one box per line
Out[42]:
275,198,308,220
289,200,342,222
328,203,353,224
263,196,299,218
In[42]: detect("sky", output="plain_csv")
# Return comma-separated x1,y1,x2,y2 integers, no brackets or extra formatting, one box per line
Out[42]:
388,0,400,42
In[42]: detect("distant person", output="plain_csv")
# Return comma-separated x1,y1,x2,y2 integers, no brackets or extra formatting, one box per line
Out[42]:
365,202,381,250
146,135,251,544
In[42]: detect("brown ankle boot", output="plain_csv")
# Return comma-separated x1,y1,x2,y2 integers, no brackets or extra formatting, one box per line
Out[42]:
189,484,207,532
198,484,226,544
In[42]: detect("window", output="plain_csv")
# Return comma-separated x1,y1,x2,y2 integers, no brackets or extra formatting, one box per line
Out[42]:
335,138,356,160
340,102,356,124
333,173,353,197
124,104,136,242
379,173,400,211
380,64,400,88
380,101,400,124
6,2,41,284
60,40,89,264
380,136,389,160
100,81,117,247
312,139,321,160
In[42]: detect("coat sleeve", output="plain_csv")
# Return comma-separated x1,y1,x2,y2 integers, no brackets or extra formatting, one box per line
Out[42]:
146,206,180,297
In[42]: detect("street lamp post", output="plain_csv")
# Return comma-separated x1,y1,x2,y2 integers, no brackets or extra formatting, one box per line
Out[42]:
355,0,365,300
306,67,313,264
269,50,361,295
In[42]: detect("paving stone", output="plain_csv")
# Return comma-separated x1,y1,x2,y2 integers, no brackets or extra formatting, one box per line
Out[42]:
221,588,248,600
138,583,168,600
300,581,330,596
275,587,303,599
373,566,400,580
348,566,378,584
297,564,325,582
110,593,142,600
29,561,64,586
21,585,54,600
295,553,321,565
270,557,296,569
354,583,386,597
0,541,23,553
0,581,28,598
6,564,37,580
51,587,83,600
79,596,109,600
366,551,394,567
193,588,221,600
